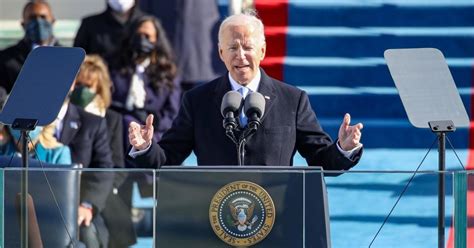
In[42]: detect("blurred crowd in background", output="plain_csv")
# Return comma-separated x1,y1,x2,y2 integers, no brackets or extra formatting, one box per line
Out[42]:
0,0,255,247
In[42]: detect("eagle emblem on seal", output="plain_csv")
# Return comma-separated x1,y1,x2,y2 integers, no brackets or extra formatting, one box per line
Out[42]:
229,198,259,231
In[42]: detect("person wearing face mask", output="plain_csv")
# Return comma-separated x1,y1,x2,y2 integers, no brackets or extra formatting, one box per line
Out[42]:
73,0,147,66
72,55,124,166
109,15,181,144
108,17,181,239
0,124,72,165
55,95,114,247
72,55,137,248
0,0,59,93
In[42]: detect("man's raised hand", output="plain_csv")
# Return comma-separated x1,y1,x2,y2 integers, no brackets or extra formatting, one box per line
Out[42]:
338,113,363,151
129,114,154,151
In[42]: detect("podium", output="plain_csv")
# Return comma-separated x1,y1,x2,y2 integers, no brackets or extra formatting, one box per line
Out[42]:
155,166,330,247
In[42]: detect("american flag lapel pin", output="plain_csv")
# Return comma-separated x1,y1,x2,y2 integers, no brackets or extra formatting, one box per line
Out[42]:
70,121,79,129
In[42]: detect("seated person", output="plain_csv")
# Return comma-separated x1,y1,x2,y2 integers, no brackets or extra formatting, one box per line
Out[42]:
0,123,71,165
72,54,136,247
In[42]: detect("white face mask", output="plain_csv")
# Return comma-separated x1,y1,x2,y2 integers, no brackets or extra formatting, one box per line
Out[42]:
108,0,135,13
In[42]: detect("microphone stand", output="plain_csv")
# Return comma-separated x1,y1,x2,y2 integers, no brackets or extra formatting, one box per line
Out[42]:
237,123,259,166
222,112,244,165
224,122,258,166
225,128,242,165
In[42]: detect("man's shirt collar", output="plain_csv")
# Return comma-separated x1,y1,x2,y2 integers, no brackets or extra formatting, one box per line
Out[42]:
228,70,261,93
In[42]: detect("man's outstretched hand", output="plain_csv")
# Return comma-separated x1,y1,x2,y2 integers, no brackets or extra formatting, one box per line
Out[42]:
129,114,154,151
338,113,363,151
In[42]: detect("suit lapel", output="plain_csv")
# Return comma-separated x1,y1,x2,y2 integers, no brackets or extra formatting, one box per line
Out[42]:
257,69,277,122
213,75,233,113
59,104,82,145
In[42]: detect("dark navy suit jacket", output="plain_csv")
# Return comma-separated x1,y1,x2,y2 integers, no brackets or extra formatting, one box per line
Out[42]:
60,104,114,211
0,39,60,93
110,69,181,140
137,69,362,169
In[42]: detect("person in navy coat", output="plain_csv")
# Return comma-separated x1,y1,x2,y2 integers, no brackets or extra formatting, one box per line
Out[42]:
58,103,114,247
73,0,147,66
109,15,181,143
128,12,364,169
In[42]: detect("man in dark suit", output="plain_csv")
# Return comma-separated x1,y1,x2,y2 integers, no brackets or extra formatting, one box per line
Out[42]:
73,0,146,66
0,0,59,93
128,12,363,169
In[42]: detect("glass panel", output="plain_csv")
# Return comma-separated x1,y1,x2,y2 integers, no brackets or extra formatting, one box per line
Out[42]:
466,171,474,248
453,171,467,248
0,167,459,248
324,170,453,248
1,167,155,248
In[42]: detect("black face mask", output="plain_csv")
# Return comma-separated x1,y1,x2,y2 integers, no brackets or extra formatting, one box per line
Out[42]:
25,18,53,44
130,34,155,56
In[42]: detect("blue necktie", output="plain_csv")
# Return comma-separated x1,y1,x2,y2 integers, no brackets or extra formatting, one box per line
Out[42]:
238,87,249,127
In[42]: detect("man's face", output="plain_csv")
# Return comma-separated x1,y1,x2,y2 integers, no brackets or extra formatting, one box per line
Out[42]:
22,3,54,26
219,24,266,85
22,3,55,45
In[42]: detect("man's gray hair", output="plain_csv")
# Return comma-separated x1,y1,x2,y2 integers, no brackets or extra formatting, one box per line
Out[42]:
218,9,266,46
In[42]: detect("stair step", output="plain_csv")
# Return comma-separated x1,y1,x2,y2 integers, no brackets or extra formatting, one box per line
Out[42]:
318,118,469,148
264,27,474,58
287,3,474,27
305,89,470,119
262,57,474,87
289,0,474,6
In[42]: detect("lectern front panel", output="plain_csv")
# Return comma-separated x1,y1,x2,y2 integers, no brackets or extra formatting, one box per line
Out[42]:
155,167,329,248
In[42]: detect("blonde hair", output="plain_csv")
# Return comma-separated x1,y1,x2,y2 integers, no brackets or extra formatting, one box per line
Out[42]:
37,122,61,149
78,55,112,109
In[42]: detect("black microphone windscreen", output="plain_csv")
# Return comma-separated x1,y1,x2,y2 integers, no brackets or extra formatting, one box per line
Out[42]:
244,92,265,117
221,91,243,117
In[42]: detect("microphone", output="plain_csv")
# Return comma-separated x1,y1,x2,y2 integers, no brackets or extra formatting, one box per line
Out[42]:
220,91,243,131
244,92,265,130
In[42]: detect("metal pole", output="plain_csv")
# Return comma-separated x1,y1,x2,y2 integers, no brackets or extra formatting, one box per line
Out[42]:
438,132,446,248
20,130,29,248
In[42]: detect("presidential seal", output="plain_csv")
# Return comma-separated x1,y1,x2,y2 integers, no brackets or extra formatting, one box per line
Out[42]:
209,181,276,247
